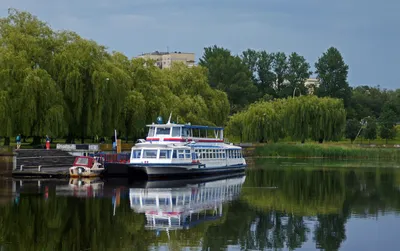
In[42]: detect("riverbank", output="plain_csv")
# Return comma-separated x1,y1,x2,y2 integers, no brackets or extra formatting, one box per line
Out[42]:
253,143,400,160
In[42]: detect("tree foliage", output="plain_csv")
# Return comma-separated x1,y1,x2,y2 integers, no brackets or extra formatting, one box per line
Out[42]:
199,45,258,113
345,119,360,143
0,10,230,144
226,96,346,143
315,47,351,108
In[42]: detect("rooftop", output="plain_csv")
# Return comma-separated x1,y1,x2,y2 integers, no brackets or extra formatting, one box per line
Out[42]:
139,51,195,56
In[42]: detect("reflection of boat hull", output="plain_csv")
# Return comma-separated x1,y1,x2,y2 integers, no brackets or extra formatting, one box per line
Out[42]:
129,174,246,230
69,166,104,178
104,172,246,189
104,162,246,179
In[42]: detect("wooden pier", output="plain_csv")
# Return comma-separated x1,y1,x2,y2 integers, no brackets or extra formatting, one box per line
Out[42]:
12,149,76,178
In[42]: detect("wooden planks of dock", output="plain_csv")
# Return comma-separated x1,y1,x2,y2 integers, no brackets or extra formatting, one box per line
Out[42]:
12,149,76,178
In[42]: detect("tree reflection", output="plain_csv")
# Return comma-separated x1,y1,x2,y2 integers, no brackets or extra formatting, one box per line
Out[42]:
0,164,399,251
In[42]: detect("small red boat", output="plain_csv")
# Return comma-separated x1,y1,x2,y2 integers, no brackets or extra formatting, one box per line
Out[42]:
69,156,105,178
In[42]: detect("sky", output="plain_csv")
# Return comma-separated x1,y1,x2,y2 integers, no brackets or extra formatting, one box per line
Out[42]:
0,0,399,89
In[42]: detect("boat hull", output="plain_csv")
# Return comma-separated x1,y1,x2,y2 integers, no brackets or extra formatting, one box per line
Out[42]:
104,163,246,180
69,167,104,178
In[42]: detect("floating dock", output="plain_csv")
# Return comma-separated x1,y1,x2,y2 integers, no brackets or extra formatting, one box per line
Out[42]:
11,148,129,178
12,149,76,178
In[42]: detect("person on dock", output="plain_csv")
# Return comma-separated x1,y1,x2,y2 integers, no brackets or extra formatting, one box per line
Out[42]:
16,134,21,150
45,135,50,150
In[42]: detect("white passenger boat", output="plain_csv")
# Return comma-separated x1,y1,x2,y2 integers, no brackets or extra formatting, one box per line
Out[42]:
105,116,246,179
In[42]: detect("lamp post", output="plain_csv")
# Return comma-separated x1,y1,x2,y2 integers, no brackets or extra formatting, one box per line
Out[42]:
354,116,370,144
293,87,301,98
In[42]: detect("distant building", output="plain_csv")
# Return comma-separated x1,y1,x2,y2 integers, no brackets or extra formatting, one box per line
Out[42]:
304,78,320,94
136,51,195,69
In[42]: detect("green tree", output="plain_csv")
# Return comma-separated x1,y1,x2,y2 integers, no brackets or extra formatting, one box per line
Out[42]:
0,9,66,145
199,45,258,112
363,117,377,143
345,119,360,143
285,52,312,97
347,86,389,120
315,47,352,108
379,102,398,143
272,52,288,98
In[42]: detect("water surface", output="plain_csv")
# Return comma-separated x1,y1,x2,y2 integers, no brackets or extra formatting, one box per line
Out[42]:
0,158,399,251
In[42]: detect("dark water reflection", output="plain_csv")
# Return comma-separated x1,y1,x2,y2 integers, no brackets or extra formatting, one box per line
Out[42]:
0,159,399,250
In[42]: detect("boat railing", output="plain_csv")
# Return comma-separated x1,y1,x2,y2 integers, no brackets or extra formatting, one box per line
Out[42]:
95,153,130,163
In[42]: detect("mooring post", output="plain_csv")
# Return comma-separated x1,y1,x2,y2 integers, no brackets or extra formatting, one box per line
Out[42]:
20,165,24,171
13,155,17,170
38,165,41,172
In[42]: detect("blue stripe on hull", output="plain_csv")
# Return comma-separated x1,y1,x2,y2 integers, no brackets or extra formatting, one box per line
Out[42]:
104,162,246,180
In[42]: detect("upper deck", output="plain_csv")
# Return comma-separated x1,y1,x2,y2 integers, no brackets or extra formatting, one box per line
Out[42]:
145,122,224,143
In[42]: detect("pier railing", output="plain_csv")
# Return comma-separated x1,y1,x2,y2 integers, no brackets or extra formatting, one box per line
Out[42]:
96,153,130,163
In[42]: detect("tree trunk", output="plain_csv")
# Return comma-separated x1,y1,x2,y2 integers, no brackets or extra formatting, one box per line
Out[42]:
3,137,10,146
66,133,75,144
31,136,41,146
81,136,85,144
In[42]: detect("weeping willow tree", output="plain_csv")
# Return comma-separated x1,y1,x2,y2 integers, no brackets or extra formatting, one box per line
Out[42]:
165,63,230,126
283,96,347,143
241,101,283,143
0,9,65,145
226,112,246,142
0,9,232,144
226,96,346,143
19,69,66,144
52,33,128,143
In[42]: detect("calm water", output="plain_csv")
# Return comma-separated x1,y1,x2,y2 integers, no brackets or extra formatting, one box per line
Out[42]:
0,158,400,251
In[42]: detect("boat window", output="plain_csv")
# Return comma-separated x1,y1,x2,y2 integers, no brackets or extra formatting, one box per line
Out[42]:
159,150,172,159
131,196,141,205
182,128,190,137
156,127,170,135
75,157,89,165
143,198,157,205
222,150,226,159
185,150,191,159
148,127,155,137
177,149,185,158
159,197,170,205
172,127,181,137
132,150,142,159
172,150,177,158
143,150,157,158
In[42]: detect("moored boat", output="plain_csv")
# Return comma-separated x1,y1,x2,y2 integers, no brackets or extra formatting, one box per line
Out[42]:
69,156,105,178
105,115,246,179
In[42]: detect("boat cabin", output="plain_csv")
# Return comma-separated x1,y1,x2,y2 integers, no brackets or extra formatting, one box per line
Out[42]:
145,123,224,143
73,156,96,168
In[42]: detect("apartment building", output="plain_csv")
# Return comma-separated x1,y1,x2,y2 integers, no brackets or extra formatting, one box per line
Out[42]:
137,51,195,69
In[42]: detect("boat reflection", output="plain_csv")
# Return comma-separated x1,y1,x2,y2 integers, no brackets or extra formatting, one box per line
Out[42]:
55,177,104,198
129,175,246,231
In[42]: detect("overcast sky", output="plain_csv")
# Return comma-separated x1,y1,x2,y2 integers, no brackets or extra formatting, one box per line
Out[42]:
1,0,399,89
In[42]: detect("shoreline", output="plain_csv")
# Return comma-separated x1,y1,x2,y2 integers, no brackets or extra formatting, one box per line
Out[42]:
249,143,400,160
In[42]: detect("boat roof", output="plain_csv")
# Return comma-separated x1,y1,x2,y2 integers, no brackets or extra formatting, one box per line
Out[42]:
146,123,224,130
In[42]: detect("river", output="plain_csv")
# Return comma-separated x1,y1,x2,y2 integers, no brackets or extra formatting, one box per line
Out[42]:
0,158,399,250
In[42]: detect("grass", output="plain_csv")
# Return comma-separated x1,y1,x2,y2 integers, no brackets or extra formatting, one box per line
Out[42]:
253,142,400,160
